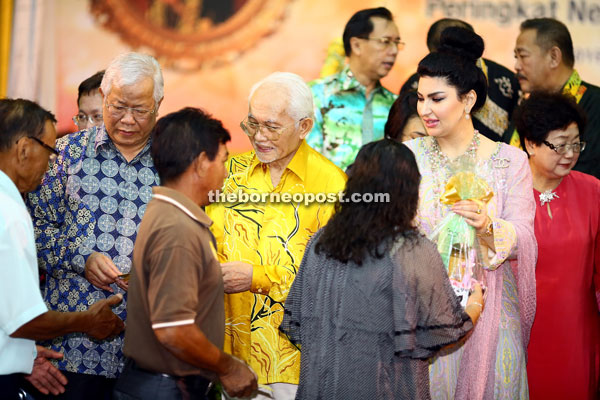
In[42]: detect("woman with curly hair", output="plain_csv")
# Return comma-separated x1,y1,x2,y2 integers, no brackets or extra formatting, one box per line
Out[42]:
280,139,482,399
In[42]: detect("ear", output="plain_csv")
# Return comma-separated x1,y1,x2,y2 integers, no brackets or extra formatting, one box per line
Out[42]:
350,37,362,56
524,139,536,156
15,137,31,166
297,118,314,140
548,46,562,68
463,90,477,113
194,152,210,178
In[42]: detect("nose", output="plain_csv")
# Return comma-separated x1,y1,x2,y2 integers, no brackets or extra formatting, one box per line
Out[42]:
252,125,270,142
514,58,521,72
78,121,91,130
563,146,575,158
417,100,430,117
120,109,136,124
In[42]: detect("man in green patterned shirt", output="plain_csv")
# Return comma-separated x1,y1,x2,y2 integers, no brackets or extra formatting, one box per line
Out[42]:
307,7,399,170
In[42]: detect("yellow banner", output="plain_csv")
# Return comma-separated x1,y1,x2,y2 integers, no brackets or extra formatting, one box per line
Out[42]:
0,0,13,98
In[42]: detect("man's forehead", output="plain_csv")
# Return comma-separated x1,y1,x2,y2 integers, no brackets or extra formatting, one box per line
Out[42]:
516,29,540,49
370,17,399,36
107,79,155,105
249,87,290,116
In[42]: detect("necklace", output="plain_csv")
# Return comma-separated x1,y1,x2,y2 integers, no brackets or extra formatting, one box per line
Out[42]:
425,131,481,216
427,130,480,171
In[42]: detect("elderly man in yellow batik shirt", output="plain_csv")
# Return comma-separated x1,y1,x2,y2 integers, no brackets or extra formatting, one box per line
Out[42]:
206,72,346,400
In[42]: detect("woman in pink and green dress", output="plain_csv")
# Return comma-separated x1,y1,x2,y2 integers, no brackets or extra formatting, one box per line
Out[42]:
404,27,537,399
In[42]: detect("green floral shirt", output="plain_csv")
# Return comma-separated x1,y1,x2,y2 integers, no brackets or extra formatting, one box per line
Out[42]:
308,65,397,170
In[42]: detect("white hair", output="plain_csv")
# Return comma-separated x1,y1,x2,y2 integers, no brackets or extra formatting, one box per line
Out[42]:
248,72,314,122
100,52,164,106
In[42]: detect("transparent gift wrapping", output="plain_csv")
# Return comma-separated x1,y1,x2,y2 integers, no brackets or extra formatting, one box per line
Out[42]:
428,162,493,307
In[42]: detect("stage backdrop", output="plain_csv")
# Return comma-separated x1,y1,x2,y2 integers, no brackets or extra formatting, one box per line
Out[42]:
27,0,600,152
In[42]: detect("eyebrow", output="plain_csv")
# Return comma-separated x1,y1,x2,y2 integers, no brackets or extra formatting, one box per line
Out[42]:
417,91,446,97
247,115,280,125
112,99,152,108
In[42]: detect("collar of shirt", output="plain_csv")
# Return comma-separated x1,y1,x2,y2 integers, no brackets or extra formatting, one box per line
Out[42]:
248,139,310,183
152,186,213,228
91,125,153,163
0,169,22,206
337,65,392,101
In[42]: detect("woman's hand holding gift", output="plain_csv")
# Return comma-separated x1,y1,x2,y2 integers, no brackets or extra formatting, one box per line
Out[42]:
451,199,491,236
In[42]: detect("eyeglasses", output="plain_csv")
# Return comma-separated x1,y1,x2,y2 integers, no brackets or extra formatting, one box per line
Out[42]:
358,36,405,50
105,103,156,121
72,113,103,127
26,136,59,162
542,140,586,155
240,118,302,141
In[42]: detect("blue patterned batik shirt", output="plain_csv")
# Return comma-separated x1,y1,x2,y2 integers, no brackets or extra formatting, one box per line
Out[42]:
307,65,397,170
26,125,160,377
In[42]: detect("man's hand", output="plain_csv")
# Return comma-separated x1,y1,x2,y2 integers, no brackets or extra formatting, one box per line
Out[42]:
219,355,258,399
85,252,128,292
221,262,253,294
24,346,68,396
85,294,125,339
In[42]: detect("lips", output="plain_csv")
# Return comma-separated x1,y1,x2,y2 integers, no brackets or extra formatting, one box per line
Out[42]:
423,119,439,129
255,143,273,153
118,130,136,136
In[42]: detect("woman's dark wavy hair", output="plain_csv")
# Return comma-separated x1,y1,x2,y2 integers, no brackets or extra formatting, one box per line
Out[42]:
417,27,488,112
315,139,421,265
513,91,587,157
384,90,419,141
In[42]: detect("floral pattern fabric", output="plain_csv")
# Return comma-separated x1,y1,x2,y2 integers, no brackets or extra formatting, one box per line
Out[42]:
308,65,396,170
206,140,346,384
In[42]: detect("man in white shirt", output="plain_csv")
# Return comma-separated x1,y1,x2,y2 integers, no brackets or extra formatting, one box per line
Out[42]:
0,98,124,399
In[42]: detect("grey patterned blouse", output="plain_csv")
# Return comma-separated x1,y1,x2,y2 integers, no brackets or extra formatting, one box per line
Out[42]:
280,231,473,399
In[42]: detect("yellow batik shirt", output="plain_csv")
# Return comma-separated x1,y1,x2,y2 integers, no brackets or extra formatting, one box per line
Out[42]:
206,140,347,384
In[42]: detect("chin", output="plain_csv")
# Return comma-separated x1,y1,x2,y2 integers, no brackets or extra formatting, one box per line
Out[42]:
255,153,278,164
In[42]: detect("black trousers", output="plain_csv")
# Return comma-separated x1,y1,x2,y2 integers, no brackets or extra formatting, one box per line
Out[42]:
113,359,212,400
0,374,22,400
22,371,115,400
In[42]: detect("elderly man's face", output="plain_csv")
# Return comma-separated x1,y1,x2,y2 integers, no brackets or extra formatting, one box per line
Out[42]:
514,29,554,93
247,84,310,166
102,76,159,157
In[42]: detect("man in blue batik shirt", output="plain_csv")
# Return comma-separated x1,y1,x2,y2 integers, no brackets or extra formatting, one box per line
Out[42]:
26,52,164,399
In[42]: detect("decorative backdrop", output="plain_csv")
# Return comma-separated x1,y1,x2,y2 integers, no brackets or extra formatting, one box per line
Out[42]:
3,0,600,152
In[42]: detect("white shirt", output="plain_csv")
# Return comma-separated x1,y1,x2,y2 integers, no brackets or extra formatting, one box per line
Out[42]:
0,170,48,374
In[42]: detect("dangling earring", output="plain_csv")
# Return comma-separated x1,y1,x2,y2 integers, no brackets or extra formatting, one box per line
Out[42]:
465,108,471,120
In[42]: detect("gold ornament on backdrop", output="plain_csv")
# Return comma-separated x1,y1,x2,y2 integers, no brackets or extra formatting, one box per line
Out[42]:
91,0,291,70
